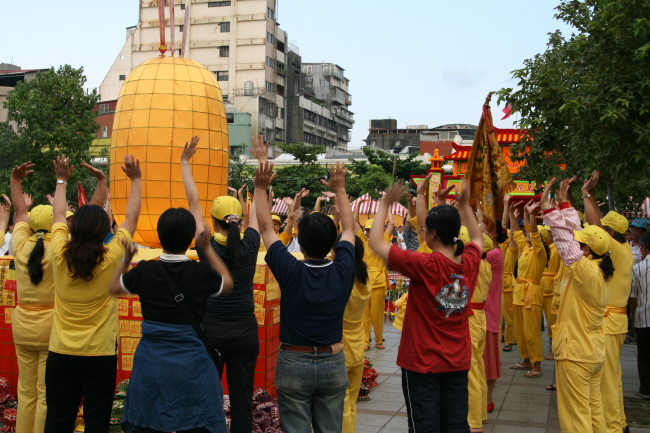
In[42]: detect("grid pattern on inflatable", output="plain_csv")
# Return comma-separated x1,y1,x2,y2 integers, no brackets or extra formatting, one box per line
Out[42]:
110,57,228,247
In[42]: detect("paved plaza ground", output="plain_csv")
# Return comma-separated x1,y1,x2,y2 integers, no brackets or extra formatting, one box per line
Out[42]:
356,323,650,433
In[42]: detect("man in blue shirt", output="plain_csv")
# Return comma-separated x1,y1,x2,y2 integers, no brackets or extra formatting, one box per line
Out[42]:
254,159,356,433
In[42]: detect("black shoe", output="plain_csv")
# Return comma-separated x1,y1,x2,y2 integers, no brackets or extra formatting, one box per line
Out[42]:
623,426,629,433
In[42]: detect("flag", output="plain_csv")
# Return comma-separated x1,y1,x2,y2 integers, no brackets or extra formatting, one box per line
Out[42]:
77,182,89,208
465,93,512,222
501,103,513,120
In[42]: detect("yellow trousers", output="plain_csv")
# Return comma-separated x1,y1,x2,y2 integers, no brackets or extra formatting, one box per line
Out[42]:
467,335,487,428
601,333,626,432
16,344,48,433
556,360,605,433
543,295,557,339
501,291,515,346
364,287,385,346
513,305,544,363
342,362,364,433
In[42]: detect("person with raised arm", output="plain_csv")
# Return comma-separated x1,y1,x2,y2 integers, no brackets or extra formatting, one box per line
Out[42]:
509,199,548,378
110,135,232,433
542,177,612,432
255,160,355,433
581,170,633,433
44,154,141,432
368,179,482,432
500,195,519,353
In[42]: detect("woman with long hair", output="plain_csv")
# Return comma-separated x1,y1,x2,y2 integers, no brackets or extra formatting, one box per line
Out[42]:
44,154,141,432
542,177,612,432
338,234,372,433
10,160,106,433
198,135,267,433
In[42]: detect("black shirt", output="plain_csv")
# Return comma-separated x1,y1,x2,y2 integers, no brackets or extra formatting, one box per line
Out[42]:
265,239,355,346
197,227,260,315
121,256,223,325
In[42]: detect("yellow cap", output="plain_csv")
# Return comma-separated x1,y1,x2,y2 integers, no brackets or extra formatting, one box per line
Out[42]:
66,211,75,219
601,211,629,234
458,226,470,244
29,205,54,233
574,225,611,256
537,225,550,243
482,233,493,252
364,219,374,229
271,215,282,223
328,215,335,220
210,196,242,222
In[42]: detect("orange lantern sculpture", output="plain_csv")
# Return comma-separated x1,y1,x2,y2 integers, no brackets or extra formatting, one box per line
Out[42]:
110,57,228,247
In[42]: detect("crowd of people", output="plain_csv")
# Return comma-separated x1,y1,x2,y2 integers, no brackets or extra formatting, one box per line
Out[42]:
0,133,648,433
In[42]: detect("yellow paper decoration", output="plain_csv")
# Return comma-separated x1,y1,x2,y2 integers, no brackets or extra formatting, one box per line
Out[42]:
110,57,228,247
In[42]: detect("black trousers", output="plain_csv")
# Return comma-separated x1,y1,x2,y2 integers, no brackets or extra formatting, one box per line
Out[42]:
44,352,117,433
401,368,470,433
203,313,259,433
638,327,650,395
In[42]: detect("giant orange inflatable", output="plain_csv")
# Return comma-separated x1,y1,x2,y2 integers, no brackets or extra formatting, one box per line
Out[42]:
110,57,228,247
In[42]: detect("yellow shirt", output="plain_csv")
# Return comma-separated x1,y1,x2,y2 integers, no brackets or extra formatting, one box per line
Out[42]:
469,259,492,342
552,257,609,363
541,243,561,296
393,292,408,331
358,229,389,289
502,245,518,293
551,262,570,315
512,231,547,307
11,222,55,346
49,223,132,356
342,278,373,366
603,240,633,334
278,229,292,246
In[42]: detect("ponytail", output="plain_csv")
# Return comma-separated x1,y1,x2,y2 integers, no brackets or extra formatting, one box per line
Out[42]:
454,239,465,257
215,218,243,266
592,251,615,281
27,230,47,285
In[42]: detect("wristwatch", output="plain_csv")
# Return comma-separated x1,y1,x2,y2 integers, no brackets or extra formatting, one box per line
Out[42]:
582,193,591,199
57,179,67,185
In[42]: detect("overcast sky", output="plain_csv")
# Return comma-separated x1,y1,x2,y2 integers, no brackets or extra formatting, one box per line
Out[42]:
5,0,573,148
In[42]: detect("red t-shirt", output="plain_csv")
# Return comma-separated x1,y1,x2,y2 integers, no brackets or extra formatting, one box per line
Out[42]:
388,243,481,374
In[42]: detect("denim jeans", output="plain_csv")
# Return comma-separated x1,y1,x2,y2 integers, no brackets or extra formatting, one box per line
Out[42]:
275,349,348,433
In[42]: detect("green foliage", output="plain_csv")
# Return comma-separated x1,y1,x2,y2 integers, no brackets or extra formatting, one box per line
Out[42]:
357,165,393,200
348,147,428,183
497,0,650,209
272,164,328,207
0,65,100,205
228,144,256,191
275,142,326,164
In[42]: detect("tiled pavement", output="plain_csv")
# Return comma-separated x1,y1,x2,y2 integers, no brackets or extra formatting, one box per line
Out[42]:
356,322,649,433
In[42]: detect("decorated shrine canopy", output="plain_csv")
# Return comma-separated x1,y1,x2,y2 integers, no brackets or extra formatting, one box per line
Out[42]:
351,193,407,217
270,199,289,216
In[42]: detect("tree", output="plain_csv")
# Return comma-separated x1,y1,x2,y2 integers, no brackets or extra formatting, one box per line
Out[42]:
348,147,429,183
228,144,256,192
357,165,393,200
497,0,650,210
271,143,327,207
0,65,100,205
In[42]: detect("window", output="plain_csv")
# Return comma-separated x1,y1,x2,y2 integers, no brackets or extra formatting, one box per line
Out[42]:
179,25,184,33
216,71,228,81
266,57,274,68
119,75,126,81
265,81,274,93
99,104,110,114
102,126,108,138
280,108,285,119
219,22,230,32
276,84,284,96
267,8,275,20
208,1,231,7
219,46,229,57
266,32,275,44
222,94,229,103
180,3,185,10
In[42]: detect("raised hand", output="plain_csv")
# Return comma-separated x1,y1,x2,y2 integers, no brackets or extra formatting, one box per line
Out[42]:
582,171,599,195
12,162,35,182
456,179,470,206
435,183,456,205
382,181,406,205
250,134,269,162
416,173,432,195
80,161,106,181
503,193,511,205
557,179,571,203
320,162,348,193
540,177,556,211
1,195,11,213
238,184,246,199
46,194,54,206
227,187,238,197
22,193,33,209
527,201,541,214
181,136,200,163
121,155,141,180
255,161,276,189
322,191,336,199
282,196,294,207
53,155,74,181
121,239,138,265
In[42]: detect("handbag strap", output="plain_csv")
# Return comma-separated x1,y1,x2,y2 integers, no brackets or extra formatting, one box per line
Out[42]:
156,263,219,357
